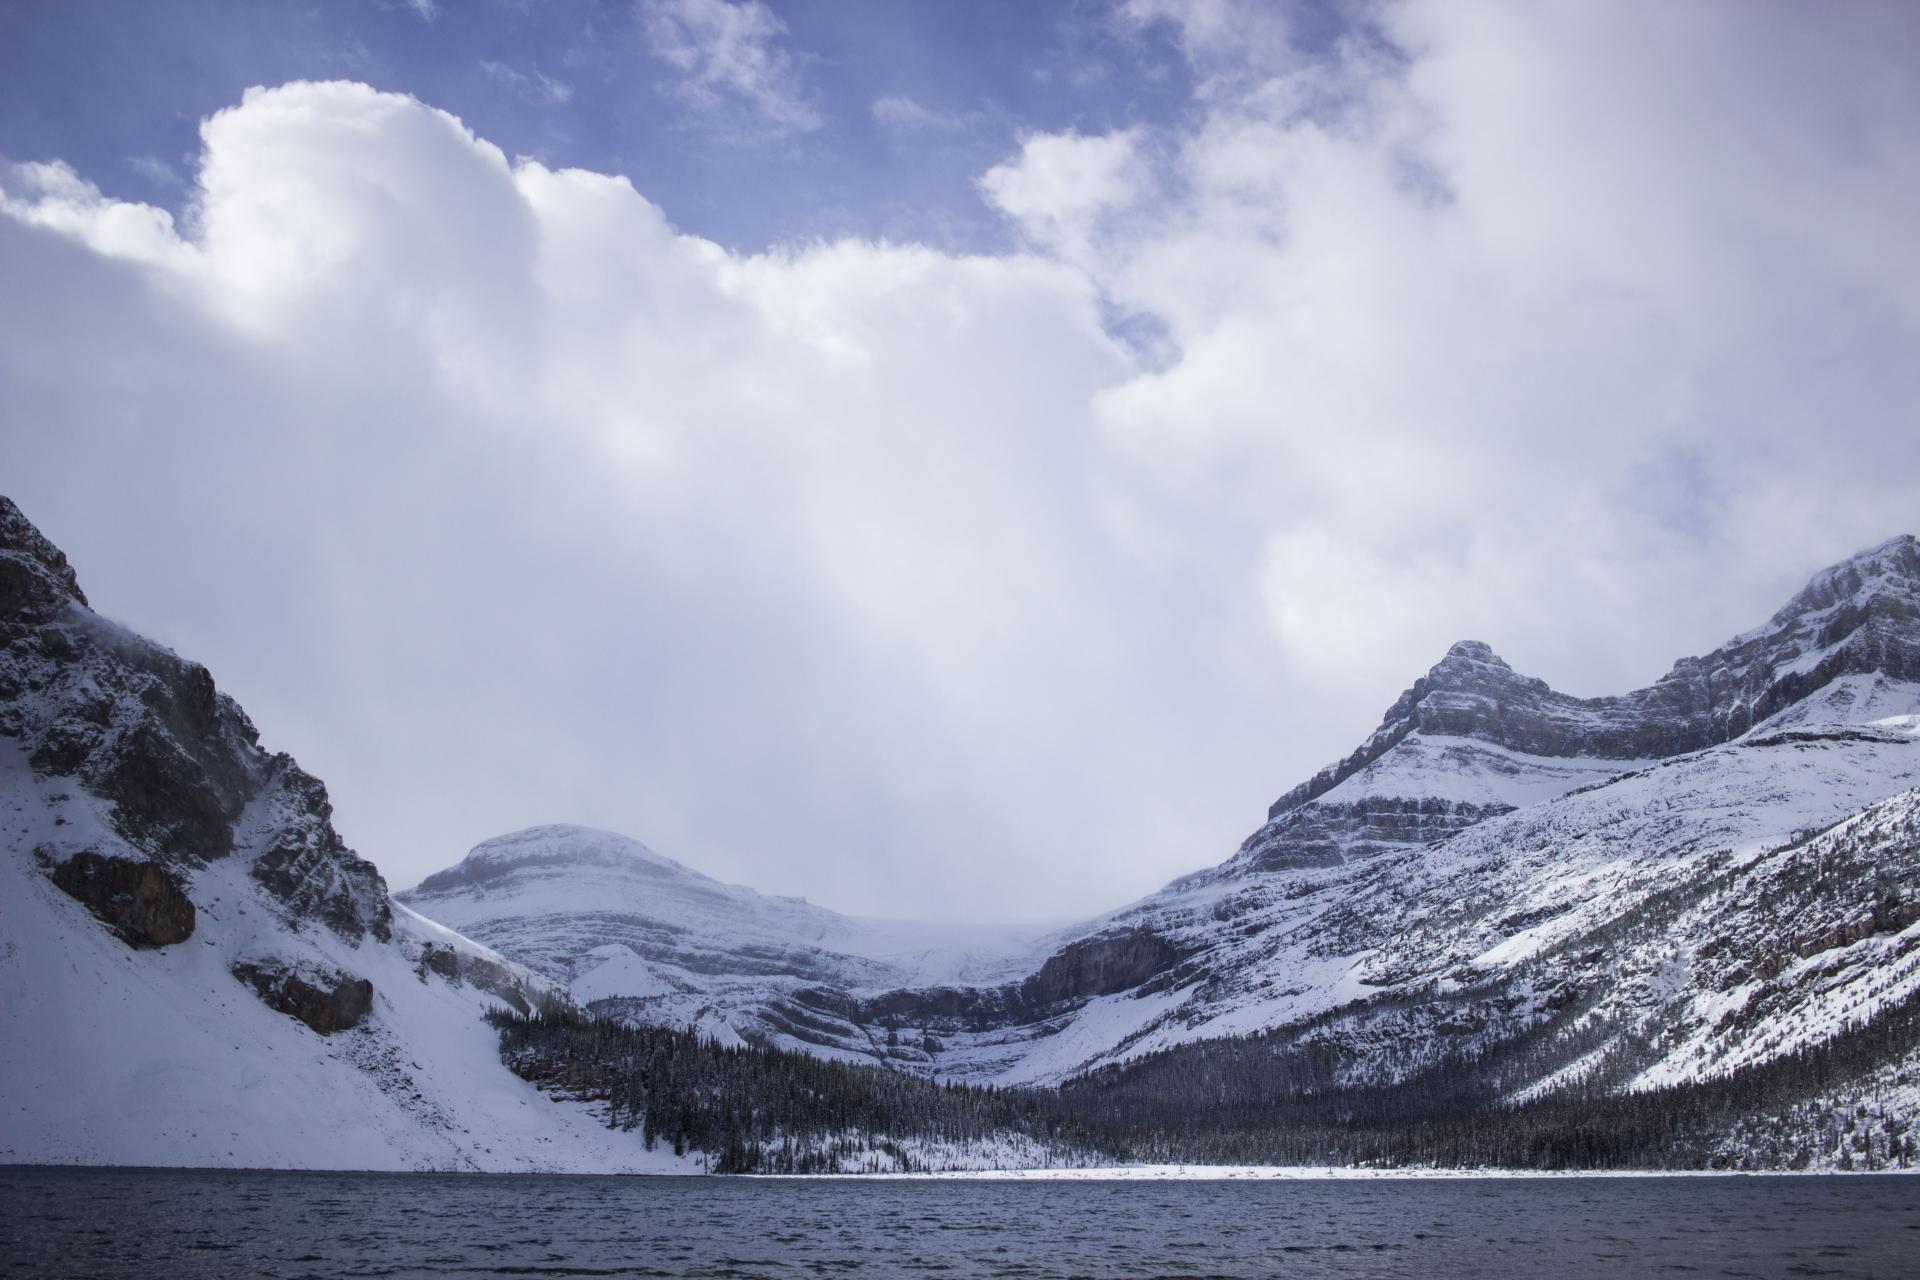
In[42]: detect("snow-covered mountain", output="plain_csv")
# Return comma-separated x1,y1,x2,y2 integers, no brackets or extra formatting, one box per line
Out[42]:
400,824,1054,1058
9,483,1918,1172
0,497,695,1172
405,534,1920,1103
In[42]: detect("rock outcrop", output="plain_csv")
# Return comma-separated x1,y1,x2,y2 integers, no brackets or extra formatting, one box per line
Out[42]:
0,498,87,626
232,960,375,1035
47,849,195,947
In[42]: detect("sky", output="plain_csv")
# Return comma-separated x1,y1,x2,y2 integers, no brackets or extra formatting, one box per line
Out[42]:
2,0,1917,923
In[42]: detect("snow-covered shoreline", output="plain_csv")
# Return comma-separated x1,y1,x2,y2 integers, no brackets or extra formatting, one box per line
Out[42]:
753,1163,1919,1181
8,1161,1913,1180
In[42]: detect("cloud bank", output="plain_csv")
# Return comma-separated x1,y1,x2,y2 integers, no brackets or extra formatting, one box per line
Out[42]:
3,2,1917,920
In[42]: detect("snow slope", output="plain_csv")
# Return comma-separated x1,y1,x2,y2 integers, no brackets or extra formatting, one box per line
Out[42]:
0,497,698,1172
0,748,701,1172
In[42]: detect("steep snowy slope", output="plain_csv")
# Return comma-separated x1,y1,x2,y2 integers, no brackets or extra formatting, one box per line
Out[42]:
406,535,1920,1094
0,497,695,1172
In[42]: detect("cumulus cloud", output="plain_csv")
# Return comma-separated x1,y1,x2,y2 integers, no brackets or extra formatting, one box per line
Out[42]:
1,81,1190,922
640,0,822,139
4,1,1918,921
1015,0,1920,695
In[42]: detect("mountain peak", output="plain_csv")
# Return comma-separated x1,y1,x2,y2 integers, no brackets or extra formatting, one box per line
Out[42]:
0,497,89,622
407,824,689,897
1441,639,1503,664
1259,533,1920,830
1762,533,1919,632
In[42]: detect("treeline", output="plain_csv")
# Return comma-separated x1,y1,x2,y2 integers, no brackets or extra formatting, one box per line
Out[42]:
488,1007,1109,1173
1054,984,1920,1170
491,986,1920,1172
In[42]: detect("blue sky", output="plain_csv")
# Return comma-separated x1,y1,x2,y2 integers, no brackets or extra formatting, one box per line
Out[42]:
3,1,1917,919
0,0,1214,252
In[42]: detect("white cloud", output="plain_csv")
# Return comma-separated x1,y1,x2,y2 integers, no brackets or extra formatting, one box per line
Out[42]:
639,0,822,139
480,60,574,106
1037,0,1920,696
4,2,1918,922
979,129,1148,270
127,154,183,188
1,81,1189,923
871,94,965,136
1,161,194,268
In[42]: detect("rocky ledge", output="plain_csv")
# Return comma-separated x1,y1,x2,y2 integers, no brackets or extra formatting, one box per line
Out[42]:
45,848,195,947
232,960,375,1035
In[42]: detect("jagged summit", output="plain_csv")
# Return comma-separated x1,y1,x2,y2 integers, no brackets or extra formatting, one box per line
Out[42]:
1262,636,1601,823
1766,533,1920,628
1263,534,1920,826
1230,534,1920,877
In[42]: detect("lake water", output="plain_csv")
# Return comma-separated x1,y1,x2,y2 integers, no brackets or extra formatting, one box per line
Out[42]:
2,1167,1916,1278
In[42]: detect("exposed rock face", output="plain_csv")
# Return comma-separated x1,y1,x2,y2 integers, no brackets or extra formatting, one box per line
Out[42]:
48,850,195,947
1025,928,1185,1005
232,961,375,1035
249,753,392,941
413,942,535,1015
1237,796,1515,874
0,498,87,626
0,495,390,942
780,927,1188,1036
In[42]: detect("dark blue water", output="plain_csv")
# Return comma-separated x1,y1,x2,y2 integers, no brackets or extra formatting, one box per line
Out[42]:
2,1167,1916,1279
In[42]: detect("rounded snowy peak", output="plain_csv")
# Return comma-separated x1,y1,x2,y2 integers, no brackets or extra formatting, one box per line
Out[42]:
407,824,691,896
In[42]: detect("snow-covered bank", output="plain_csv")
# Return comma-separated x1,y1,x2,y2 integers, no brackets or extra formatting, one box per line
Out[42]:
780,1163,1918,1181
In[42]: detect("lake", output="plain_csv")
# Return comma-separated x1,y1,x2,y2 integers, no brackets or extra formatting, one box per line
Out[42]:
2,1167,1915,1278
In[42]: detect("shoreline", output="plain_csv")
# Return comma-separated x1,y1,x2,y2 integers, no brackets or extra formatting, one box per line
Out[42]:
7,1161,1912,1180
750,1163,1917,1181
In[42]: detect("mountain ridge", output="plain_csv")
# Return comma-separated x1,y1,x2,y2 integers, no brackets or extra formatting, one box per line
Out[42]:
1263,532,1920,825
10,490,1920,1173
401,530,1920,1097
